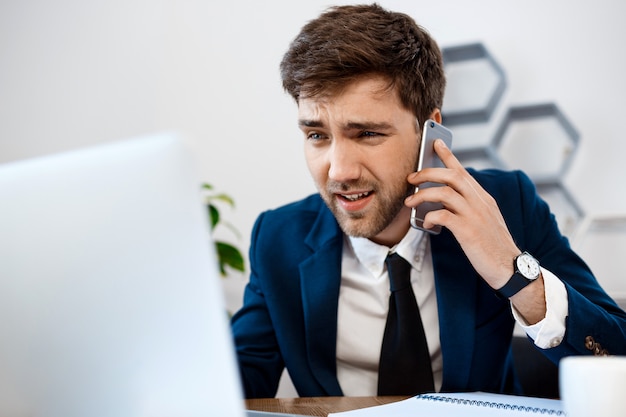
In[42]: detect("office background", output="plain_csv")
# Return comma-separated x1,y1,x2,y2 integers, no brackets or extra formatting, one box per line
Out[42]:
2,0,625,319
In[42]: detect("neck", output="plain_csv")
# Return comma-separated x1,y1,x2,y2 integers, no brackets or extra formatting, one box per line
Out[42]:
369,207,412,247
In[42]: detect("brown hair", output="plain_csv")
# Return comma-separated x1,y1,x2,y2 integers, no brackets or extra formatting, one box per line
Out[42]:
280,3,446,127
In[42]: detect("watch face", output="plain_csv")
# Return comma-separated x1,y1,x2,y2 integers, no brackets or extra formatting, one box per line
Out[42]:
517,253,540,279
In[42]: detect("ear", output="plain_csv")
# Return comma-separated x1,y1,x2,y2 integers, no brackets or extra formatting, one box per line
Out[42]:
429,108,442,124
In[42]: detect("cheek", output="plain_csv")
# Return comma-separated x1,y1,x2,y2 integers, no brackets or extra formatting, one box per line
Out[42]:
379,142,419,177
304,148,328,183
403,139,420,172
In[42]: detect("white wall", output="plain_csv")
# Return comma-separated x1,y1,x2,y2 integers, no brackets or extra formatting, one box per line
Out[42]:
2,0,626,306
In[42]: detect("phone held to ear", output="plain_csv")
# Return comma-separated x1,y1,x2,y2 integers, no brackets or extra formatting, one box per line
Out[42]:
410,119,454,235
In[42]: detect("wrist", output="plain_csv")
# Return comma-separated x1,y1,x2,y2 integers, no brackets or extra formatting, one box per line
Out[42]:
495,251,541,299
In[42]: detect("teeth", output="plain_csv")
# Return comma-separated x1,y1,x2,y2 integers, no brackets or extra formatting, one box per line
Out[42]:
342,192,370,201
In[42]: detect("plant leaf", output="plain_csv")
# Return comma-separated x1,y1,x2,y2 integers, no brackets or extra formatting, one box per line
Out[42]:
216,241,245,276
208,204,220,229
209,193,235,208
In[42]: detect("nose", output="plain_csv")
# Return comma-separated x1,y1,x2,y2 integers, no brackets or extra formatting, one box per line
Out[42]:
327,139,361,183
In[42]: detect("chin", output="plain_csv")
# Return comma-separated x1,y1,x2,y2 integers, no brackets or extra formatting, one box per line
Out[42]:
337,216,386,239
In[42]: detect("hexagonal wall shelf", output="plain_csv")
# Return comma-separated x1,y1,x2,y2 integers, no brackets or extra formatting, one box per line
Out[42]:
441,43,506,126
492,103,580,185
441,44,587,239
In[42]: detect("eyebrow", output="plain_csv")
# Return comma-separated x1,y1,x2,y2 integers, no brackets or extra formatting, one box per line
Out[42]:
344,121,394,131
298,119,394,131
298,119,324,128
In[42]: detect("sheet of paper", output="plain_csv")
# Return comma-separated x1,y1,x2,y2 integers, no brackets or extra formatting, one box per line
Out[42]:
328,392,563,416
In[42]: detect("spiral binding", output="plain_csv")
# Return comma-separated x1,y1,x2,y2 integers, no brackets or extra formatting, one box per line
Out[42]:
416,394,565,415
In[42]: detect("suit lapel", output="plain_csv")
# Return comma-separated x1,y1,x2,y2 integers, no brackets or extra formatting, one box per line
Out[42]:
299,206,344,396
431,229,478,391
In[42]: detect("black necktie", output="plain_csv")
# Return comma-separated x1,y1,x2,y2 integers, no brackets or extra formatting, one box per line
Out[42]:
377,252,434,395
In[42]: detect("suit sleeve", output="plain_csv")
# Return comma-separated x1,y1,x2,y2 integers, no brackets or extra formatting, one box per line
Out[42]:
503,170,626,359
230,211,285,398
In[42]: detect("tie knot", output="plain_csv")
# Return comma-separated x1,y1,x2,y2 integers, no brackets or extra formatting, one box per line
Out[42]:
385,252,412,292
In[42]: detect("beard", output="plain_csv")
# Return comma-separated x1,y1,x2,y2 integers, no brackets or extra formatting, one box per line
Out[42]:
319,177,415,239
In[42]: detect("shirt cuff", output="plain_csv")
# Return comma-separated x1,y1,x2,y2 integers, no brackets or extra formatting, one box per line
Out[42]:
511,267,568,349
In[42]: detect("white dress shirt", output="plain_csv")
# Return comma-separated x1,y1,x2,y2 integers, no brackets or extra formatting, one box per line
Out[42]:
335,227,568,396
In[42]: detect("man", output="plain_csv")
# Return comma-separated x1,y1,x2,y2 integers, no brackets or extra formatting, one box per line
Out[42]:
231,4,626,398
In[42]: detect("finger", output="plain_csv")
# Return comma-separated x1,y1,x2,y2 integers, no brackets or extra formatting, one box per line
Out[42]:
434,138,463,170
409,149,483,203
405,183,468,216
407,140,464,187
420,207,457,230
407,164,471,198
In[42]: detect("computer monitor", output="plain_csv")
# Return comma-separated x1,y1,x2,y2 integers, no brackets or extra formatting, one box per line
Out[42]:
0,133,245,417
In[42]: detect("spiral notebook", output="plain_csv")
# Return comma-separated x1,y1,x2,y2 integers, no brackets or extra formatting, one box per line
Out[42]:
328,392,563,416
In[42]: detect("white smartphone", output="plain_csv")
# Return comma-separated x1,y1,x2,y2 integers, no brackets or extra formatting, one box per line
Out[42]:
410,119,453,234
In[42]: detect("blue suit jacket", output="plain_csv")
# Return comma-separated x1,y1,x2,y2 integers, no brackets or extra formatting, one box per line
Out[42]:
231,169,626,398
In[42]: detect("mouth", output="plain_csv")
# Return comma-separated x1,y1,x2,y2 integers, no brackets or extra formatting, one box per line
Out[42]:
339,191,372,202
333,190,374,213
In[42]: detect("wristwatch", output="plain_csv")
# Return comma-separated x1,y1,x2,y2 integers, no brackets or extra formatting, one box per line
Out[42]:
495,251,541,299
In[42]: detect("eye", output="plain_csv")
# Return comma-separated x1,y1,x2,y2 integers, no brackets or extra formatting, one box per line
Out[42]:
357,131,387,144
306,131,328,142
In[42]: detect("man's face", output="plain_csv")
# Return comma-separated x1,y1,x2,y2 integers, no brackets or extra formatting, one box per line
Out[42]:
298,74,420,245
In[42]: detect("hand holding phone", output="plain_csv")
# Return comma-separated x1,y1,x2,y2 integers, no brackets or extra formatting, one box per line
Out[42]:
410,119,453,234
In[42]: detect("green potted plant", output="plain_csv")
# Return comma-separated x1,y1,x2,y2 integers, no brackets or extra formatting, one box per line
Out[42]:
202,183,245,277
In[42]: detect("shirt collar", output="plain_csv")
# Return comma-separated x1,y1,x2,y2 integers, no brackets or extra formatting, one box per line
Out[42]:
347,227,427,279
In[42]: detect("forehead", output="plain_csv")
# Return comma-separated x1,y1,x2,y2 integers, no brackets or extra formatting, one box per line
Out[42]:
297,75,407,120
